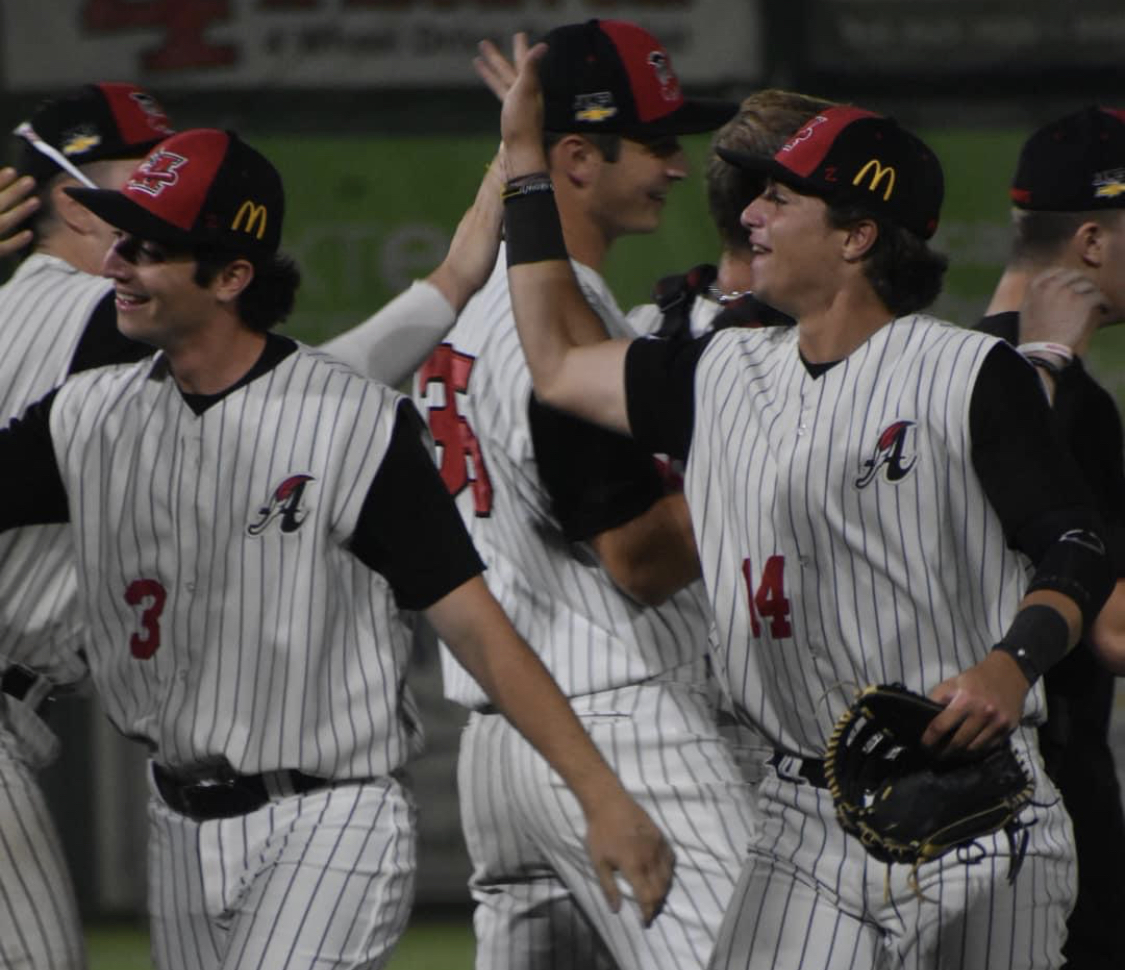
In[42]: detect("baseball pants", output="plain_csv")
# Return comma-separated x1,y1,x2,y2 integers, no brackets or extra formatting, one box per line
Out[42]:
459,679,757,970
708,727,1076,970
0,704,84,970
147,769,416,970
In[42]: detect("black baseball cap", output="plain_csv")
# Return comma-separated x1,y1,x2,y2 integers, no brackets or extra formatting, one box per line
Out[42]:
65,129,283,258
1011,106,1125,211
15,83,173,182
717,106,944,239
539,19,737,138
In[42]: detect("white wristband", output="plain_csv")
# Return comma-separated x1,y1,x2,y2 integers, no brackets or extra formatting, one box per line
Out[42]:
1016,341,1074,364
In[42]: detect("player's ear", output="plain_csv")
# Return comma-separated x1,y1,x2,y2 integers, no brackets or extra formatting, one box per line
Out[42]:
212,258,255,304
841,219,878,262
52,177,101,236
1075,220,1107,270
552,134,599,188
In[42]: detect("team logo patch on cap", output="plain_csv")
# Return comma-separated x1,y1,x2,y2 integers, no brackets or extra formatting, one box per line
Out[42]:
128,150,187,197
231,200,269,240
855,420,916,488
1094,168,1125,199
646,50,681,103
574,93,617,123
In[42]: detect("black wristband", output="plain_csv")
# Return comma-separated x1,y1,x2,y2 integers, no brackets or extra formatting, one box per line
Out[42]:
991,603,1071,686
504,189,569,267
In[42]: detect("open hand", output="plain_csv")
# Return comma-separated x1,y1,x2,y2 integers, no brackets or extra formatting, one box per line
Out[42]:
1020,266,1110,352
584,790,675,927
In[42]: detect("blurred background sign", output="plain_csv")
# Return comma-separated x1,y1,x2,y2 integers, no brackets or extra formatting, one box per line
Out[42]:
1,0,763,89
803,0,1125,74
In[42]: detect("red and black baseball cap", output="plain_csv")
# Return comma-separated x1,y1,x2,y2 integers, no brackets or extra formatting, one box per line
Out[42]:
14,82,173,182
539,19,737,138
1010,107,1125,211
717,106,944,239
65,129,283,259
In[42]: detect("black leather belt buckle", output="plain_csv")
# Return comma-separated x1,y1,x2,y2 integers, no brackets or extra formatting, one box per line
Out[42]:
768,751,829,789
153,764,329,822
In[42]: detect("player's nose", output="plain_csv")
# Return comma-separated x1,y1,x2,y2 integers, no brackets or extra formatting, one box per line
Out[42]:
665,148,689,181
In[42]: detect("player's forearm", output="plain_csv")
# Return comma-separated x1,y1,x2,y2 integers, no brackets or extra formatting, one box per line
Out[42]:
320,281,456,387
591,494,701,605
426,576,624,811
1089,579,1125,673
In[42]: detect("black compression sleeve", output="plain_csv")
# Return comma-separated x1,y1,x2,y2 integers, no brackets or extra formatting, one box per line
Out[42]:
349,400,484,610
67,291,153,375
970,342,1098,555
528,394,664,542
625,333,715,461
0,391,70,530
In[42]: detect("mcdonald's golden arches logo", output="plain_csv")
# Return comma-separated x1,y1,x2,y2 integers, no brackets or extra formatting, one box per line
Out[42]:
852,158,896,201
232,200,268,239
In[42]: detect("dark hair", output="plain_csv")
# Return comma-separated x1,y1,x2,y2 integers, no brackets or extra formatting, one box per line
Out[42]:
825,201,948,315
544,130,622,164
193,247,301,332
1009,208,1125,265
708,90,837,251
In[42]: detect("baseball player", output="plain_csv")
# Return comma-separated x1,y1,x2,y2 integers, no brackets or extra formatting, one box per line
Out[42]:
0,82,173,970
977,106,1125,970
496,47,1117,969
413,20,756,970
0,127,673,970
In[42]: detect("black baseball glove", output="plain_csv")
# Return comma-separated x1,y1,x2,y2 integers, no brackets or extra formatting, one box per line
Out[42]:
824,683,1035,872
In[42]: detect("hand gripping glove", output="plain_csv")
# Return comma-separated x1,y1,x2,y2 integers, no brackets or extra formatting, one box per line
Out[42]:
824,684,1035,880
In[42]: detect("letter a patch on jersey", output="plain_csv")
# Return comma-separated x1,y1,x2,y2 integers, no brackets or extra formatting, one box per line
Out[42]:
248,474,315,535
855,420,916,488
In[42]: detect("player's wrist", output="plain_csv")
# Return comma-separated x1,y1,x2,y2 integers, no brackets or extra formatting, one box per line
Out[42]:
991,603,1071,686
503,174,568,267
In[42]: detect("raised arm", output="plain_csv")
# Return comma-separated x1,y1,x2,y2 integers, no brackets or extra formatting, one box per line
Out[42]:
320,149,507,386
499,41,634,434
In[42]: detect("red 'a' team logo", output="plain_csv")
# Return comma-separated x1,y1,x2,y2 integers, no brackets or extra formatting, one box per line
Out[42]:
248,474,315,535
855,420,916,488
128,150,187,196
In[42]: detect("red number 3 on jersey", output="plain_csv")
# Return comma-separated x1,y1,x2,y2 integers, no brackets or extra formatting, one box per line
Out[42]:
741,555,793,638
124,578,167,659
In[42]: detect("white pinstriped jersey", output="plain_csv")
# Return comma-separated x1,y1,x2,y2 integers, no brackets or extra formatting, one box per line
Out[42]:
683,316,1042,755
47,345,423,778
0,254,110,686
417,253,711,709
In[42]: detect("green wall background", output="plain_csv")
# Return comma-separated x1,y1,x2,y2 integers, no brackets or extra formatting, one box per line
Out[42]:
255,129,1125,403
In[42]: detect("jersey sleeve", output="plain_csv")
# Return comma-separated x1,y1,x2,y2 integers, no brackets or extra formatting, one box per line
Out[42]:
0,390,70,531
527,395,664,542
624,333,714,460
348,399,484,609
67,290,153,375
969,342,1101,558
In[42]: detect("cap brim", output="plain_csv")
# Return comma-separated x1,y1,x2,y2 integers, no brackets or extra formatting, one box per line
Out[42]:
716,146,827,197
626,97,739,137
65,186,194,248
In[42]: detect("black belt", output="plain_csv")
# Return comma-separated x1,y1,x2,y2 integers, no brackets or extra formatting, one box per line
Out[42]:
152,763,330,821
1,665,52,716
768,751,829,789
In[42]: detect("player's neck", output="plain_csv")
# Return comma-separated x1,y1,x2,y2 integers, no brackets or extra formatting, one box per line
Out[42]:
985,266,1035,317
37,232,103,277
557,203,609,270
796,287,895,363
165,320,268,395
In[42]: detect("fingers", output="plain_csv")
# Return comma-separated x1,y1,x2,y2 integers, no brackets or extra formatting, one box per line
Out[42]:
0,167,38,258
1020,267,1110,347
595,859,622,915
